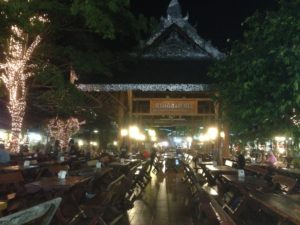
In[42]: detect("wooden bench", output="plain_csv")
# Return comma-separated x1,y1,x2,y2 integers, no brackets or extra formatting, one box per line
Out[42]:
271,174,298,194
183,164,199,196
0,197,61,225
244,165,269,176
197,190,237,225
248,190,300,225
72,175,127,225
0,172,28,215
0,201,7,216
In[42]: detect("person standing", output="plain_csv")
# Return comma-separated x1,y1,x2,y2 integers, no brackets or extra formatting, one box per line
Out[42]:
0,144,10,164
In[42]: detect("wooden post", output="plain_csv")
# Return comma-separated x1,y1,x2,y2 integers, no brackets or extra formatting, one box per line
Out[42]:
127,90,133,152
117,92,125,147
222,123,230,159
214,100,223,165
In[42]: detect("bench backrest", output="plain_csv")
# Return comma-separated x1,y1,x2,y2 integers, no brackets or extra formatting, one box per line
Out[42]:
0,197,61,225
210,197,237,225
0,172,25,195
198,191,236,225
0,172,24,184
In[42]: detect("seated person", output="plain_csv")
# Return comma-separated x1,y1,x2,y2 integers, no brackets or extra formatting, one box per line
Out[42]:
236,150,246,169
119,145,128,158
0,144,10,164
68,139,80,156
99,152,115,165
143,149,151,159
265,151,277,166
20,145,30,156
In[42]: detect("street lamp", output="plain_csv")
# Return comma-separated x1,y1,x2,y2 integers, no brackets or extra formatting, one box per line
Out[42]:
220,131,225,139
207,127,218,140
148,129,156,137
129,126,139,138
120,129,128,148
121,129,128,137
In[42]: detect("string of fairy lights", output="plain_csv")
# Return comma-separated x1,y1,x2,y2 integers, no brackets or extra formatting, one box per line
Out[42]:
0,25,41,152
48,117,81,148
290,108,300,127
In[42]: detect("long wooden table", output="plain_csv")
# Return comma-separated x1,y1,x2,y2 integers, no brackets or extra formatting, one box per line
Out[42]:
222,174,269,192
0,165,39,172
25,175,91,224
248,190,300,224
201,165,237,186
277,168,300,179
25,176,91,193
244,165,270,176
205,165,237,175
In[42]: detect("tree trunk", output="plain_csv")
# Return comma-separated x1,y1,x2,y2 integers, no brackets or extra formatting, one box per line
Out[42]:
10,113,24,152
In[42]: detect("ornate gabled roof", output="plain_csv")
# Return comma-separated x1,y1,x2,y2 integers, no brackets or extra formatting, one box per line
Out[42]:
167,0,182,18
143,0,224,59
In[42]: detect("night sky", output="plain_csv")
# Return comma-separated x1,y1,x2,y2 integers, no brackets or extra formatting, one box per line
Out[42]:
131,0,277,50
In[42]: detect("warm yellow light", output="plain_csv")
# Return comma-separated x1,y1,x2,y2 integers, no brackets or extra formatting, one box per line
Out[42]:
151,136,157,142
186,137,193,143
199,133,209,142
207,127,218,140
275,136,285,142
148,129,156,137
113,141,118,146
90,141,98,146
159,141,169,147
129,126,139,138
136,134,146,141
0,130,7,140
78,140,84,146
121,129,128,137
278,147,285,154
220,131,225,139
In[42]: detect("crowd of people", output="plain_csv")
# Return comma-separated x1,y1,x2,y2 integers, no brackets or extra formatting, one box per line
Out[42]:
235,149,278,169
0,138,158,167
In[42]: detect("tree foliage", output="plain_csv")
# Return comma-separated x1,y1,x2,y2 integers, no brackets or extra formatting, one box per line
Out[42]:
209,0,300,138
0,0,154,120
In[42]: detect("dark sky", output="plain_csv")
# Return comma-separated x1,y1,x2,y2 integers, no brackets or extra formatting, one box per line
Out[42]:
131,0,277,50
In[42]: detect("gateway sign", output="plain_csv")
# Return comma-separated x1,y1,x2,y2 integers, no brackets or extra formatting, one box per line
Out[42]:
150,99,197,115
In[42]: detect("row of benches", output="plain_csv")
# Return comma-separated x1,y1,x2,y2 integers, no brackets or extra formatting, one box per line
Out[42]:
182,162,236,225
0,159,153,225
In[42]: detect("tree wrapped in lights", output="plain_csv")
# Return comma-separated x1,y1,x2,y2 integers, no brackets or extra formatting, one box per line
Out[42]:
48,117,82,148
0,25,41,152
290,109,300,127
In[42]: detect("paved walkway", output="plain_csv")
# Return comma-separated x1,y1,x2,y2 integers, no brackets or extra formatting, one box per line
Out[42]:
118,167,196,225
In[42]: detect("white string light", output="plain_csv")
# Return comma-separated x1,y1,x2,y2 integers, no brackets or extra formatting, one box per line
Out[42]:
48,117,81,148
0,25,41,152
291,115,300,126
289,108,300,127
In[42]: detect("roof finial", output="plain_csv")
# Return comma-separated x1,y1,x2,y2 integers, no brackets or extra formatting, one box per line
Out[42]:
167,0,182,18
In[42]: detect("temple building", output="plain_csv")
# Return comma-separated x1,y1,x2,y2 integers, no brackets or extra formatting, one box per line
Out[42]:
78,0,228,160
